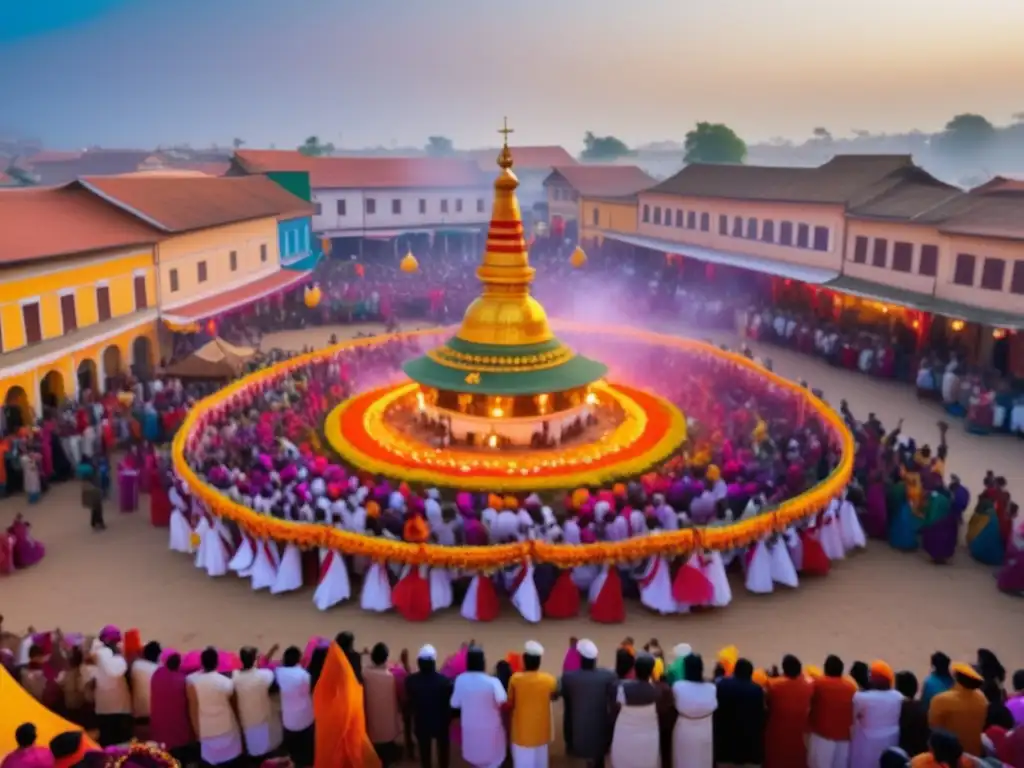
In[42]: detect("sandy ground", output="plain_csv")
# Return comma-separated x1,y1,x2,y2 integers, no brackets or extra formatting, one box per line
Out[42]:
3,321,1023,688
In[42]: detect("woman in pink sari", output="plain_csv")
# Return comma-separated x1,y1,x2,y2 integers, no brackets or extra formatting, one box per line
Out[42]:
8,515,45,569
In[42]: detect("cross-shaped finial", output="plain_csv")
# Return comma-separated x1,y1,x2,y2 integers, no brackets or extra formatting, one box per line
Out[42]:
498,117,514,147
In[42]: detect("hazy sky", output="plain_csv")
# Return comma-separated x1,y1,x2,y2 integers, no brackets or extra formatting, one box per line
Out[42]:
2,0,1023,151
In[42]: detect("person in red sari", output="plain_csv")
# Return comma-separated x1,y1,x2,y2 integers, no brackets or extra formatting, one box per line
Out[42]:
764,654,814,768
150,470,172,527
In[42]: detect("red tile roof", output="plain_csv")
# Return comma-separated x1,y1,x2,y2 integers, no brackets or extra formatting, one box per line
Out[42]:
163,269,312,321
233,150,490,189
0,185,161,265
465,145,577,171
545,164,656,199
970,175,1024,194
78,174,313,233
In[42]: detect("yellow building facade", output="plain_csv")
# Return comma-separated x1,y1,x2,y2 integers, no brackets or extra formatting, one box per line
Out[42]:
580,197,640,244
0,248,159,421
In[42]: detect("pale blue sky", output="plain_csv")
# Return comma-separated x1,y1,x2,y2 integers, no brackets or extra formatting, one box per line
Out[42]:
1,0,1022,151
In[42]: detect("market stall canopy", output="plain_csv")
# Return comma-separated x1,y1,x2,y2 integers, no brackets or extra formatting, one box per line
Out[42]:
164,338,256,379
0,665,97,758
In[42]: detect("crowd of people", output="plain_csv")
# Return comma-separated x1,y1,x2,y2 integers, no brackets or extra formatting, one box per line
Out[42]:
2,620,1023,768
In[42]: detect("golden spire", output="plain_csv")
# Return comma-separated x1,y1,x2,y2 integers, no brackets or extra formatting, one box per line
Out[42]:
455,118,554,346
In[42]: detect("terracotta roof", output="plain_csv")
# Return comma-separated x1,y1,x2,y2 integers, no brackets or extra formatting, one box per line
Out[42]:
970,175,1024,194
544,164,655,198
465,145,577,171
847,177,964,221
162,269,312,321
233,150,490,189
162,161,231,177
937,195,1024,241
0,185,161,265
78,174,313,233
649,154,919,206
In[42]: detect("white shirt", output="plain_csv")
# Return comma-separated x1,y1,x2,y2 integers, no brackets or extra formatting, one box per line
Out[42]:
130,659,158,718
275,665,314,732
90,642,131,715
450,672,507,767
232,668,276,731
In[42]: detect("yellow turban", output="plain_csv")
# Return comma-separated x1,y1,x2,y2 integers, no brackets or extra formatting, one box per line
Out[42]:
612,483,627,497
752,668,768,687
717,645,738,676
571,488,590,509
706,465,721,483
488,493,503,511
503,495,518,510
365,501,380,518
806,665,823,679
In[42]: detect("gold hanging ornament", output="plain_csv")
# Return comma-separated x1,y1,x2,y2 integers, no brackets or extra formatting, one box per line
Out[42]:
569,245,587,269
304,283,322,308
400,249,420,274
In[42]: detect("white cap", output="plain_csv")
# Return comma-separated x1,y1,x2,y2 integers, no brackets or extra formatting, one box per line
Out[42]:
577,639,598,660
673,643,692,659
524,641,544,657
417,644,437,661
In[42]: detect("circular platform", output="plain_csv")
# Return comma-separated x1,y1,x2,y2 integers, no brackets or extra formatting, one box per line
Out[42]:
323,379,687,491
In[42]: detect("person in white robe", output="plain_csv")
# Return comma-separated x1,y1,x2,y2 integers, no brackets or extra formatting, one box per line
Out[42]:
819,502,846,560
203,518,232,578
229,532,256,577
506,562,541,623
313,549,351,611
637,556,680,614
193,515,211,570
250,540,280,591
450,647,507,768
168,492,193,554
744,539,774,594
271,543,303,594
768,535,799,588
360,561,392,612
850,675,903,768
838,494,867,552
671,653,717,768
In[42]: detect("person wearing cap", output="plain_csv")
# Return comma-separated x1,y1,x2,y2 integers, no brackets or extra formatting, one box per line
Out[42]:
928,663,988,757
560,638,615,766
507,641,558,767
450,646,507,768
404,645,452,768
87,628,132,747
850,660,902,767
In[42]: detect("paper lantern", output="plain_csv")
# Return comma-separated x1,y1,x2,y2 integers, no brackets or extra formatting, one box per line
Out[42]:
400,250,419,274
304,284,322,309
320,237,332,256
354,263,365,278
569,245,587,269
206,319,217,336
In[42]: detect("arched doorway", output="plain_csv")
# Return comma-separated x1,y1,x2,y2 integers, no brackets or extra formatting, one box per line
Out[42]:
39,370,66,412
102,345,123,391
132,336,153,378
77,358,98,395
2,386,31,435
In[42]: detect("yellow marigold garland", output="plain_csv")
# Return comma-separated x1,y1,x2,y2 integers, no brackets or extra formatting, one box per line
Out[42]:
171,322,855,568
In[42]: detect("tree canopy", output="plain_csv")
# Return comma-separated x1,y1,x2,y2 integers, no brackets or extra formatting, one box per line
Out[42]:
424,136,454,157
683,122,747,164
580,131,631,161
935,113,996,157
297,136,335,157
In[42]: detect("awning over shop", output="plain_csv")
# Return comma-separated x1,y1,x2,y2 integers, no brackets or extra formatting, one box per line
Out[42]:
161,269,311,325
603,232,840,284
824,275,1024,330
282,251,323,272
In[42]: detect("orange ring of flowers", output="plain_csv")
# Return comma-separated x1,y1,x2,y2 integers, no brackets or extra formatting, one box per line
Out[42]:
172,321,855,567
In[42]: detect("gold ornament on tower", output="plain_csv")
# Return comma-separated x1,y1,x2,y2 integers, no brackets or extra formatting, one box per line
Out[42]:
570,245,587,269
400,249,419,274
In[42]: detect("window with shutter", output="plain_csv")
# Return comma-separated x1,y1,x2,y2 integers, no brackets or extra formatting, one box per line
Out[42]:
96,286,112,321
22,302,42,344
60,294,78,332
134,275,148,309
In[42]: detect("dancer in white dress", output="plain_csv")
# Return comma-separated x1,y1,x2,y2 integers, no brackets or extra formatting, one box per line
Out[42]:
744,539,774,594
768,535,799,588
360,561,393,612
270,542,303,594
819,501,846,560
838,493,866,552
312,549,350,611
637,556,680,614
229,533,256,577
250,540,280,591
168,502,193,553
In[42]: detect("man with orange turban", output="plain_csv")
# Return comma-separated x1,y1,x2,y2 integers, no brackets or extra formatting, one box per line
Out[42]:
849,660,903,767
927,662,987,757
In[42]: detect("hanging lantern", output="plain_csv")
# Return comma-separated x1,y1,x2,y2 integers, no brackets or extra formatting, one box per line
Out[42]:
206,318,217,336
304,283,322,309
400,249,419,274
569,245,587,269
354,263,365,278
320,237,332,256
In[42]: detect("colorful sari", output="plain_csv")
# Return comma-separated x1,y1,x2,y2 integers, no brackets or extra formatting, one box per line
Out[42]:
887,480,919,551
920,488,963,564
967,498,1006,566
996,521,1024,595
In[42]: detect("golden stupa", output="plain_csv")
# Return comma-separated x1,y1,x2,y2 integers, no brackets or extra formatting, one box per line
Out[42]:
402,119,607,420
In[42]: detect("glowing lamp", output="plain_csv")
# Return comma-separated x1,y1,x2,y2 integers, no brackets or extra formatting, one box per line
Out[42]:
206,319,217,336
354,263,365,278
585,392,598,406
487,433,499,448
912,320,920,330
950,319,965,332
400,250,419,274
303,284,322,309
993,328,1008,340
569,245,587,269
490,407,504,418
416,391,426,411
